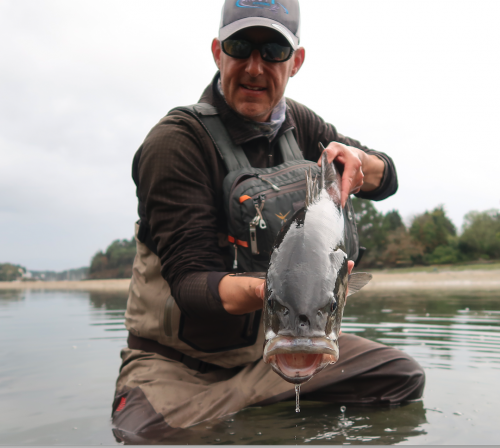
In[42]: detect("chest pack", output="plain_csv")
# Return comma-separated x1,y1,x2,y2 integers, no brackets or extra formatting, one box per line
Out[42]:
173,103,360,272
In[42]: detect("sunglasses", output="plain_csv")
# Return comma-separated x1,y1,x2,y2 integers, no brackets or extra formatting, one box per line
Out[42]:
222,39,294,63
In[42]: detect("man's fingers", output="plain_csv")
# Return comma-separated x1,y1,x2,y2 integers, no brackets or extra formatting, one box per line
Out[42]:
318,147,340,166
317,143,364,207
255,282,265,301
341,161,363,206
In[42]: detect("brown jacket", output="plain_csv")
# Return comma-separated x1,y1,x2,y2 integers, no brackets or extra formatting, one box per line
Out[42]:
133,72,398,321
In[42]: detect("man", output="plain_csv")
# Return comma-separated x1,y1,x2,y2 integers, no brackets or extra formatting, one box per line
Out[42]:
112,0,425,443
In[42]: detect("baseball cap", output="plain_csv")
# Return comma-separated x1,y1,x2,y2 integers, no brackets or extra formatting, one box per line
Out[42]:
219,0,301,50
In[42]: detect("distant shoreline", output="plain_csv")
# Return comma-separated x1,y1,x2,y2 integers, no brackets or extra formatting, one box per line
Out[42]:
0,279,131,291
365,268,500,291
1,269,499,292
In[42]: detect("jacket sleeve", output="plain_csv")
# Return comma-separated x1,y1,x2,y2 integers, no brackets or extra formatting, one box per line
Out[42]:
287,99,398,201
137,112,231,319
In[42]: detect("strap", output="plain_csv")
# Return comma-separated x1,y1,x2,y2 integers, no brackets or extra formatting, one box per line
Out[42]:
127,332,224,374
171,103,305,169
277,128,304,162
172,104,251,172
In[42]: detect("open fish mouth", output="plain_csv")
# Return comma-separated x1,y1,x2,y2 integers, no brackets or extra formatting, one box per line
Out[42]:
263,335,339,384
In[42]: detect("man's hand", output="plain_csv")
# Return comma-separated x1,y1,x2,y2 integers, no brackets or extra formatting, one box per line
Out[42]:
219,275,265,315
319,142,385,207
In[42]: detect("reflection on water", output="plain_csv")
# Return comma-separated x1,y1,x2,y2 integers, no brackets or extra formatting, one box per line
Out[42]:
0,288,499,445
343,291,500,372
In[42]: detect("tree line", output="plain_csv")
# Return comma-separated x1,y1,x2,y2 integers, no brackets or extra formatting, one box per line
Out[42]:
352,198,500,268
88,237,136,279
2,202,498,282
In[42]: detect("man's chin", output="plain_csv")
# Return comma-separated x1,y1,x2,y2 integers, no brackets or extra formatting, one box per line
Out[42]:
232,101,273,122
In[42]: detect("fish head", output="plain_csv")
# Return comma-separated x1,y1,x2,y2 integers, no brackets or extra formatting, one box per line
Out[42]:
263,214,350,384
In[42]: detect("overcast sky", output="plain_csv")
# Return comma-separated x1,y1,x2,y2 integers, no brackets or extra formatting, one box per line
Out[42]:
1,0,499,271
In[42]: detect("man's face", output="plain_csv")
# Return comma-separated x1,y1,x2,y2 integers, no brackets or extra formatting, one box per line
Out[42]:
212,27,305,122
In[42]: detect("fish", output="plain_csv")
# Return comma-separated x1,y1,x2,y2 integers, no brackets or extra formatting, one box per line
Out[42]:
262,150,372,384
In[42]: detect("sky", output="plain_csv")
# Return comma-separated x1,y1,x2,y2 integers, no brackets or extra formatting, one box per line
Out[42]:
1,0,499,271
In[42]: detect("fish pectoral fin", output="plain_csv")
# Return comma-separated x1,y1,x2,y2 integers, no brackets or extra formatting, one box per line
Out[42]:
347,272,373,297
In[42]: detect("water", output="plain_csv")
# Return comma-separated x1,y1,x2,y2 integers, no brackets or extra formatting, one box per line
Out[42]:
295,384,301,413
0,288,499,444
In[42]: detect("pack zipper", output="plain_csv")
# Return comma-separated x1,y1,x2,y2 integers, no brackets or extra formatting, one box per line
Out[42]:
229,162,313,225
228,161,314,204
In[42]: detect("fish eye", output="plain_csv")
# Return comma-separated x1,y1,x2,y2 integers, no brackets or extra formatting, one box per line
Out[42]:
283,309,289,316
317,310,322,317
331,301,337,313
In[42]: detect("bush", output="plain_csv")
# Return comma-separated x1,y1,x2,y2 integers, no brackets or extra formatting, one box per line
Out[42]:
459,209,500,261
409,206,456,254
425,244,463,265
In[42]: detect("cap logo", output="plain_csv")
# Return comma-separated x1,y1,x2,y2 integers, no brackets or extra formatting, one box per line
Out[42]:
236,0,289,14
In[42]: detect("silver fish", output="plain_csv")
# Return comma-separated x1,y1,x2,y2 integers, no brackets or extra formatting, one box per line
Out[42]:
263,151,372,384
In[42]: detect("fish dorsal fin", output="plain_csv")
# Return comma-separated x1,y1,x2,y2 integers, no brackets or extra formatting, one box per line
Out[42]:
305,166,320,208
347,272,373,297
305,150,343,208
321,151,342,206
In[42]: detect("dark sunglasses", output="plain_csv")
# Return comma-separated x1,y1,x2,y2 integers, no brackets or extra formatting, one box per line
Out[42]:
222,39,293,63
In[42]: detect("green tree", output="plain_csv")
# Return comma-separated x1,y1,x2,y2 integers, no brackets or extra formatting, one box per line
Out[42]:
0,263,26,281
425,233,464,264
352,198,385,253
352,199,407,267
380,227,425,267
459,209,500,260
409,206,456,254
89,237,136,279
382,210,404,232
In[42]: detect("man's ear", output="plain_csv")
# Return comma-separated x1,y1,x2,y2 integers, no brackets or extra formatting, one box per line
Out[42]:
212,38,222,69
290,47,305,77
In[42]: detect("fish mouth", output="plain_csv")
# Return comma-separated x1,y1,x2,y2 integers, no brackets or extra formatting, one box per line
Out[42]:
263,335,339,384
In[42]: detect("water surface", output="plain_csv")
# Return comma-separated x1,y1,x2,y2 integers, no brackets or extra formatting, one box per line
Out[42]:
0,288,499,445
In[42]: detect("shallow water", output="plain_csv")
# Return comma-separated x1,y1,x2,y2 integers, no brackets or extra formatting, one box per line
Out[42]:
0,288,499,445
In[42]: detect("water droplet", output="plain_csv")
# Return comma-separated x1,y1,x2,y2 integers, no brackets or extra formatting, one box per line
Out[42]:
214,438,220,442
72,345,77,349
341,370,344,373
425,313,430,317
295,384,301,413
73,427,78,430
340,406,346,413
229,432,235,435
256,432,262,435
454,412,462,416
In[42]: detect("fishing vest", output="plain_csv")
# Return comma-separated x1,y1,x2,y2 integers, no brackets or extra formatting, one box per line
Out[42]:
125,103,360,369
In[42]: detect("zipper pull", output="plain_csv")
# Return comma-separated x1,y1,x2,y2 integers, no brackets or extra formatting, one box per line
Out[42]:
249,222,259,255
233,244,238,270
250,202,261,255
254,197,267,230
256,174,281,192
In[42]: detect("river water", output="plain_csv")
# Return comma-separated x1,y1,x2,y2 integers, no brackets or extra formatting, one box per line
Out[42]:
0,288,499,445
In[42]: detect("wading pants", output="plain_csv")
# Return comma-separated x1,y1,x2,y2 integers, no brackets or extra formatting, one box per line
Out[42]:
111,333,425,442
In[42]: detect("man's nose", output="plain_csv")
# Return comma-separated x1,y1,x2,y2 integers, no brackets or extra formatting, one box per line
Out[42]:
245,49,264,77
